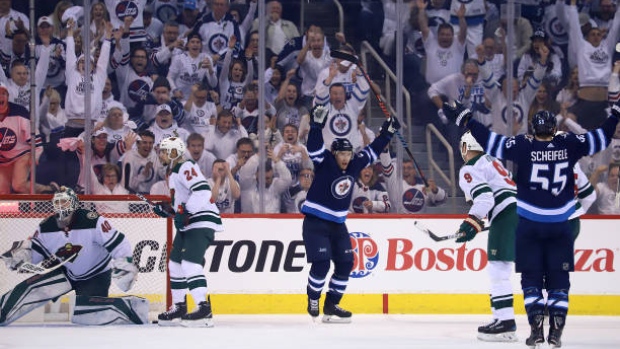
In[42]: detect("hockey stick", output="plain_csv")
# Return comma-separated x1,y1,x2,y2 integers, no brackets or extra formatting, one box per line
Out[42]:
330,50,429,187
135,193,156,207
17,253,77,274
414,220,489,242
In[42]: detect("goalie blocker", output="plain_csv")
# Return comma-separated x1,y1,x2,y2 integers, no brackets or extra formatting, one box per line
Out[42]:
0,269,148,325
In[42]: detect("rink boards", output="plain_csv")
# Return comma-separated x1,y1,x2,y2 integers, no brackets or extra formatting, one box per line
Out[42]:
1,215,618,315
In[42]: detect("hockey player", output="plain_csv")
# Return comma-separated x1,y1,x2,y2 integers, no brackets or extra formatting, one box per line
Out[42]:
443,102,619,348
301,105,399,323
152,136,224,327
0,186,144,325
456,131,518,342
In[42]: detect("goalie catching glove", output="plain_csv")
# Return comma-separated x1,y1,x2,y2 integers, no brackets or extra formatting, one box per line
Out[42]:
310,105,328,128
112,257,139,292
442,101,473,127
1,240,32,271
455,215,484,243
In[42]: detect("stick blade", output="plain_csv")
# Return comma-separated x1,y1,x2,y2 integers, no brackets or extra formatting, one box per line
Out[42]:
330,50,358,65
413,221,445,241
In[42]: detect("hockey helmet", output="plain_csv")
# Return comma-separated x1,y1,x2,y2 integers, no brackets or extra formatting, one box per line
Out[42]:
331,138,353,153
52,186,79,221
159,136,186,161
460,131,483,161
531,110,557,138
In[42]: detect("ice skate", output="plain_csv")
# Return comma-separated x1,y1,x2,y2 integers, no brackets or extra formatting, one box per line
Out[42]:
181,297,214,328
477,318,518,342
322,300,352,324
525,315,545,348
307,297,319,319
157,301,187,326
547,315,565,348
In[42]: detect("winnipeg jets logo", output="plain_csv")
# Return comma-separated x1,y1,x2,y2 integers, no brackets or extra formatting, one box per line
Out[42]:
329,113,352,137
331,175,354,199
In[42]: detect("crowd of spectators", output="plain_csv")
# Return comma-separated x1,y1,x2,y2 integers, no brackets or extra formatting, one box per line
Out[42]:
0,0,618,214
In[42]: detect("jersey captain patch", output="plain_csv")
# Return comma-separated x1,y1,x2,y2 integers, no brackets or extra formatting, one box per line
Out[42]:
331,175,354,199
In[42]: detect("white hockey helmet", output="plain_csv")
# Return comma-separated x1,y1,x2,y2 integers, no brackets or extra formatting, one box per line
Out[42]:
52,186,79,222
159,136,186,161
460,131,483,161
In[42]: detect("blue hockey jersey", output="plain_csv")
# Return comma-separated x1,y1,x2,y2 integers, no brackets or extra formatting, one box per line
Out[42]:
468,115,619,222
301,125,391,223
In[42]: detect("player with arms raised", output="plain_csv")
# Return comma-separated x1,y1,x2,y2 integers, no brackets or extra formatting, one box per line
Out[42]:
1,187,144,325
152,137,224,327
443,102,619,348
301,105,399,323
457,131,518,342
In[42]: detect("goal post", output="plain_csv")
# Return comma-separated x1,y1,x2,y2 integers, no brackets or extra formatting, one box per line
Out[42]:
0,194,173,322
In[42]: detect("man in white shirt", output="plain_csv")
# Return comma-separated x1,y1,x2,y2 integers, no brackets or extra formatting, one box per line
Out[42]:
417,0,467,85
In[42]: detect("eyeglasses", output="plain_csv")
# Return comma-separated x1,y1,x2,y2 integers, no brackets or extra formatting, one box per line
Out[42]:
301,173,313,179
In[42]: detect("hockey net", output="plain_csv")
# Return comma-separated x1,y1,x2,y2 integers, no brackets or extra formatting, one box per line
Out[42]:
0,194,172,322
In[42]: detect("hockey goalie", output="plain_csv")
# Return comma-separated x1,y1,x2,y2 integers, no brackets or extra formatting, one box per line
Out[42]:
0,187,147,325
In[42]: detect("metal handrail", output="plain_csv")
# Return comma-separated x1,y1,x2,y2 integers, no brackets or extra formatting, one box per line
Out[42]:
359,41,412,145
425,123,456,197
300,0,343,34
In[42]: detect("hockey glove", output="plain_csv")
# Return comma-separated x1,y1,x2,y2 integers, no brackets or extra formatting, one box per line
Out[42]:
152,203,172,218
455,215,485,243
310,105,328,128
380,117,401,138
174,204,189,231
112,257,139,292
442,101,473,127
1,240,32,271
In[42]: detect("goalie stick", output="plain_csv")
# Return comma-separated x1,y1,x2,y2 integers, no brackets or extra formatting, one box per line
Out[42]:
17,253,78,274
330,50,429,187
1,252,78,275
414,220,489,242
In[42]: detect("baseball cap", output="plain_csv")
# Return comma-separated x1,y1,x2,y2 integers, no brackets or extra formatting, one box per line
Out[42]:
530,28,547,40
37,16,53,27
93,129,108,137
156,104,172,115
184,0,197,10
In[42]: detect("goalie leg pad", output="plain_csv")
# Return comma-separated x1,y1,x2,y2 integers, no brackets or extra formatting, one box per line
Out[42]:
0,268,72,326
71,295,149,325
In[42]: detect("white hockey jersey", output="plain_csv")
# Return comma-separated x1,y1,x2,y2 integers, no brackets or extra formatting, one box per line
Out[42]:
379,152,447,213
349,180,390,214
168,160,224,232
207,176,237,214
30,209,133,281
458,153,516,222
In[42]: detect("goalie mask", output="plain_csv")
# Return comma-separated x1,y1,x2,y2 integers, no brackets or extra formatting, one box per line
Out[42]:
159,136,186,162
52,187,79,222
460,131,483,161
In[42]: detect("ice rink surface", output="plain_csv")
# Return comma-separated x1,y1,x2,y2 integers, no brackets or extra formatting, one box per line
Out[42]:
1,315,619,349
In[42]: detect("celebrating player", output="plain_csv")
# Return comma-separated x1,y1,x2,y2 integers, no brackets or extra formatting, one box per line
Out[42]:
443,102,619,348
0,186,144,326
152,137,224,327
456,131,518,342
300,105,399,323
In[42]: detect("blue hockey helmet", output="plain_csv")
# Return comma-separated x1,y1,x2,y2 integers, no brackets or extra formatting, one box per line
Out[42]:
331,138,353,153
531,110,557,138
